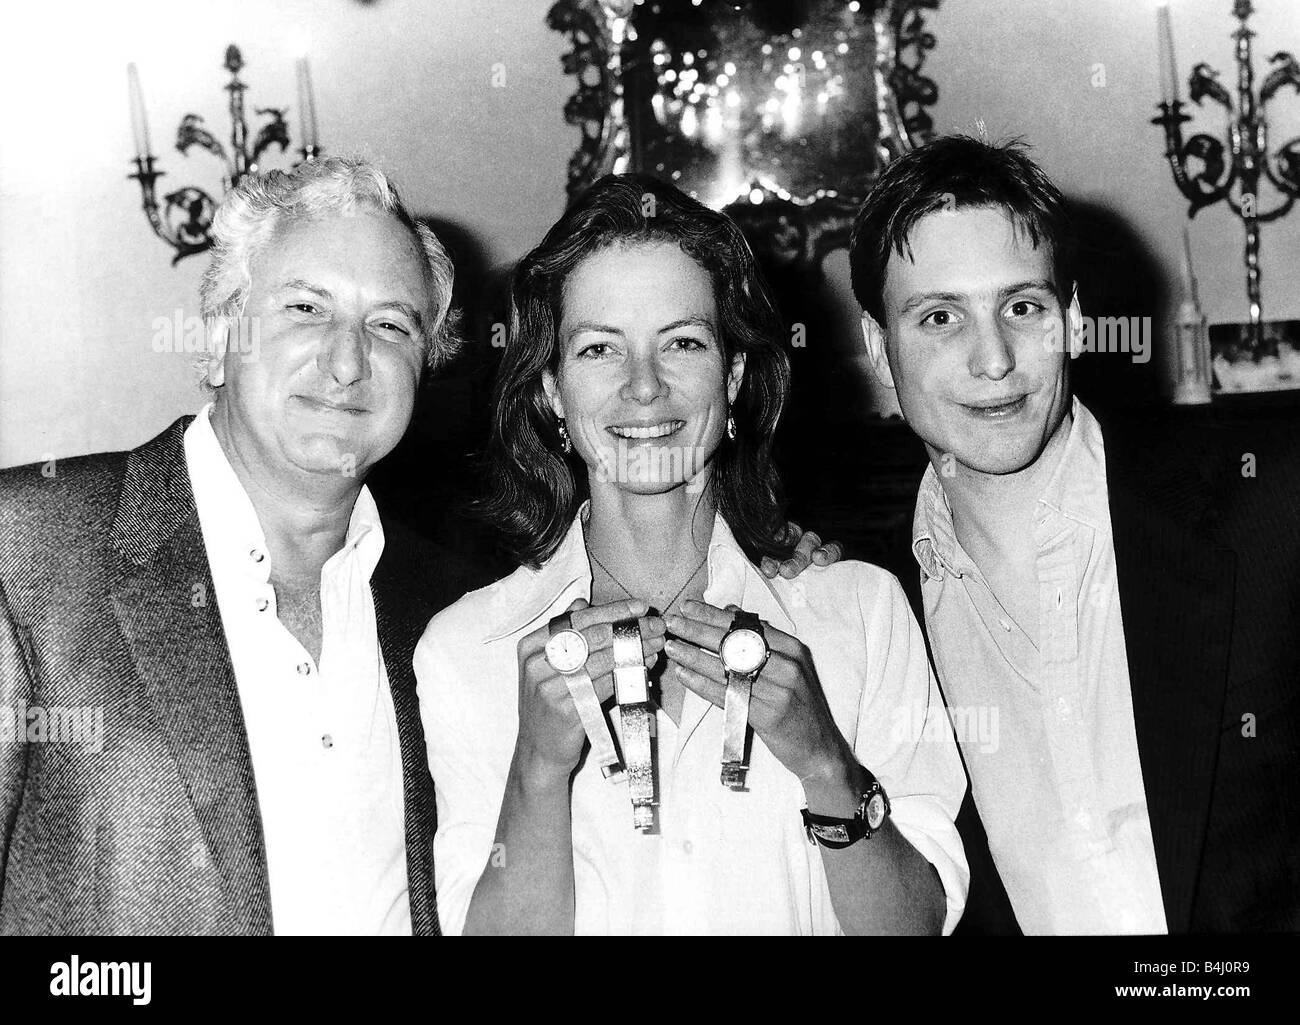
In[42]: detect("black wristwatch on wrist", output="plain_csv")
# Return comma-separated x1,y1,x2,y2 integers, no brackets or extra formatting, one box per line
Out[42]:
800,771,890,850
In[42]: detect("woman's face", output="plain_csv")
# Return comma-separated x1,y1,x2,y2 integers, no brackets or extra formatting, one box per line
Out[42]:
545,240,744,496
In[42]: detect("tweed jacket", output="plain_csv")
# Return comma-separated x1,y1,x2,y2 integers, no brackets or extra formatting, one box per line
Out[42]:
0,417,477,935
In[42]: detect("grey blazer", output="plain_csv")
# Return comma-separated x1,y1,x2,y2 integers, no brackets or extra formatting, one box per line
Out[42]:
0,418,477,935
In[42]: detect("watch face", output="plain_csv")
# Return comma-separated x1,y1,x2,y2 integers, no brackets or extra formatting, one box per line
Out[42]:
865,792,886,830
545,630,589,674
721,628,766,675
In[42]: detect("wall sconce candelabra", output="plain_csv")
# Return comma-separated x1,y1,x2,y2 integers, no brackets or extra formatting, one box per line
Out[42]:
127,44,322,265
1152,0,1300,356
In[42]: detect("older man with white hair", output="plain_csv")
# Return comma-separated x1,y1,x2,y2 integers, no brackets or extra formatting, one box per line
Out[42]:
0,157,473,935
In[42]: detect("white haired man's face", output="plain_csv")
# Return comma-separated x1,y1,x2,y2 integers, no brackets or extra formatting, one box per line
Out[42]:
206,208,435,485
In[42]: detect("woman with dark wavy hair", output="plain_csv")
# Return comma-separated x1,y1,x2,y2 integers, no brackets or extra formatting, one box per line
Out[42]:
416,173,966,935
481,174,797,570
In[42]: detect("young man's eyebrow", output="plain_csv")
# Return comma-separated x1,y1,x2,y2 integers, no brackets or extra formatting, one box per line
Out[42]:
899,291,966,315
898,280,1060,316
998,279,1058,299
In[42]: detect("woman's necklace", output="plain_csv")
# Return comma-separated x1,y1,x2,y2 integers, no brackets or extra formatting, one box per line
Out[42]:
586,544,707,616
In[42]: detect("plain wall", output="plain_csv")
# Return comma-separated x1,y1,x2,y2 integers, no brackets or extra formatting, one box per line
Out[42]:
3,0,1298,466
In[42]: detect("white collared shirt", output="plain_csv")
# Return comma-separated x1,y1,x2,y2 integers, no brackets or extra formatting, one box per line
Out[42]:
912,398,1167,935
416,504,968,935
184,405,410,935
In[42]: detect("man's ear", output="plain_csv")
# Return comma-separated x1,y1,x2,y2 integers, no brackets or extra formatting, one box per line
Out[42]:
542,367,565,420
204,318,230,388
860,313,896,391
1066,286,1084,360
726,351,746,405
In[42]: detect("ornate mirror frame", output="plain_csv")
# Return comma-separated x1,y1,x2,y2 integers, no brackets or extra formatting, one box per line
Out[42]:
548,0,940,271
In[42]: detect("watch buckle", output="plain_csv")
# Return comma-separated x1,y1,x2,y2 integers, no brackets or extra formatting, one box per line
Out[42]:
720,761,750,791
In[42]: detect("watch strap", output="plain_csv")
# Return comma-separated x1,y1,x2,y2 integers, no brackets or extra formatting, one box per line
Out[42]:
617,703,656,831
562,668,623,781
801,775,890,850
801,807,868,849
720,670,753,790
719,610,765,790
610,618,656,830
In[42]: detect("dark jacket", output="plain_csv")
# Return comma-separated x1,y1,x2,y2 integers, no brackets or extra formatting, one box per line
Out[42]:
0,418,479,935
896,407,1300,934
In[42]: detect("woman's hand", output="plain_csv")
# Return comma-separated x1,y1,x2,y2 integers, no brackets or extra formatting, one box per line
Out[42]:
663,600,854,787
514,597,664,787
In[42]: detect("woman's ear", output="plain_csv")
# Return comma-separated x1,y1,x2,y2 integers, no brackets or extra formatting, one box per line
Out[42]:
542,367,565,420
726,352,746,405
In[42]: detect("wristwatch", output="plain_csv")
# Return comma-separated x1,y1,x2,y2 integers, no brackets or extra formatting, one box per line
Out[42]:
801,772,891,850
718,610,769,790
545,613,622,781
544,615,589,673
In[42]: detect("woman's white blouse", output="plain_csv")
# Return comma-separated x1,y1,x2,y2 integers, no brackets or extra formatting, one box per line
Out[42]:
416,508,969,935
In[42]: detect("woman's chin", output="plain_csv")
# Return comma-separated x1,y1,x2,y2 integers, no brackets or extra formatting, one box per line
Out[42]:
596,474,691,496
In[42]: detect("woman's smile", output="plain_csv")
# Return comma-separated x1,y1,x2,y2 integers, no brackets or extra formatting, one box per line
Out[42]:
606,419,686,441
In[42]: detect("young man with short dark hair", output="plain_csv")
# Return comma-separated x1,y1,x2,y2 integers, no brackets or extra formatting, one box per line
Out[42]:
850,135,1300,934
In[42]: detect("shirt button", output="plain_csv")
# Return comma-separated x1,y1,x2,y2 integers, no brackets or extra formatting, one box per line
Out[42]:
321,734,334,749
297,662,312,676
998,617,1012,632
255,597,269,612
249,548,265,563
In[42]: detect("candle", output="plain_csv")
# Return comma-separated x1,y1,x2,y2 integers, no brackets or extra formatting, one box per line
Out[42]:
1156,2,1180,104
296,57,318,151
127,63,153,159
1181,224,1201,308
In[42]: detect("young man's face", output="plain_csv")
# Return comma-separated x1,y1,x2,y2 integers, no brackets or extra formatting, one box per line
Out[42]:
864,205,1079,476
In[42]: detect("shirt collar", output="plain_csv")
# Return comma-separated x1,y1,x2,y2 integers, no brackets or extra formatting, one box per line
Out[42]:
1034,397,1110,534
911,464,964,582
184,402,385,583
482,500,796,643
